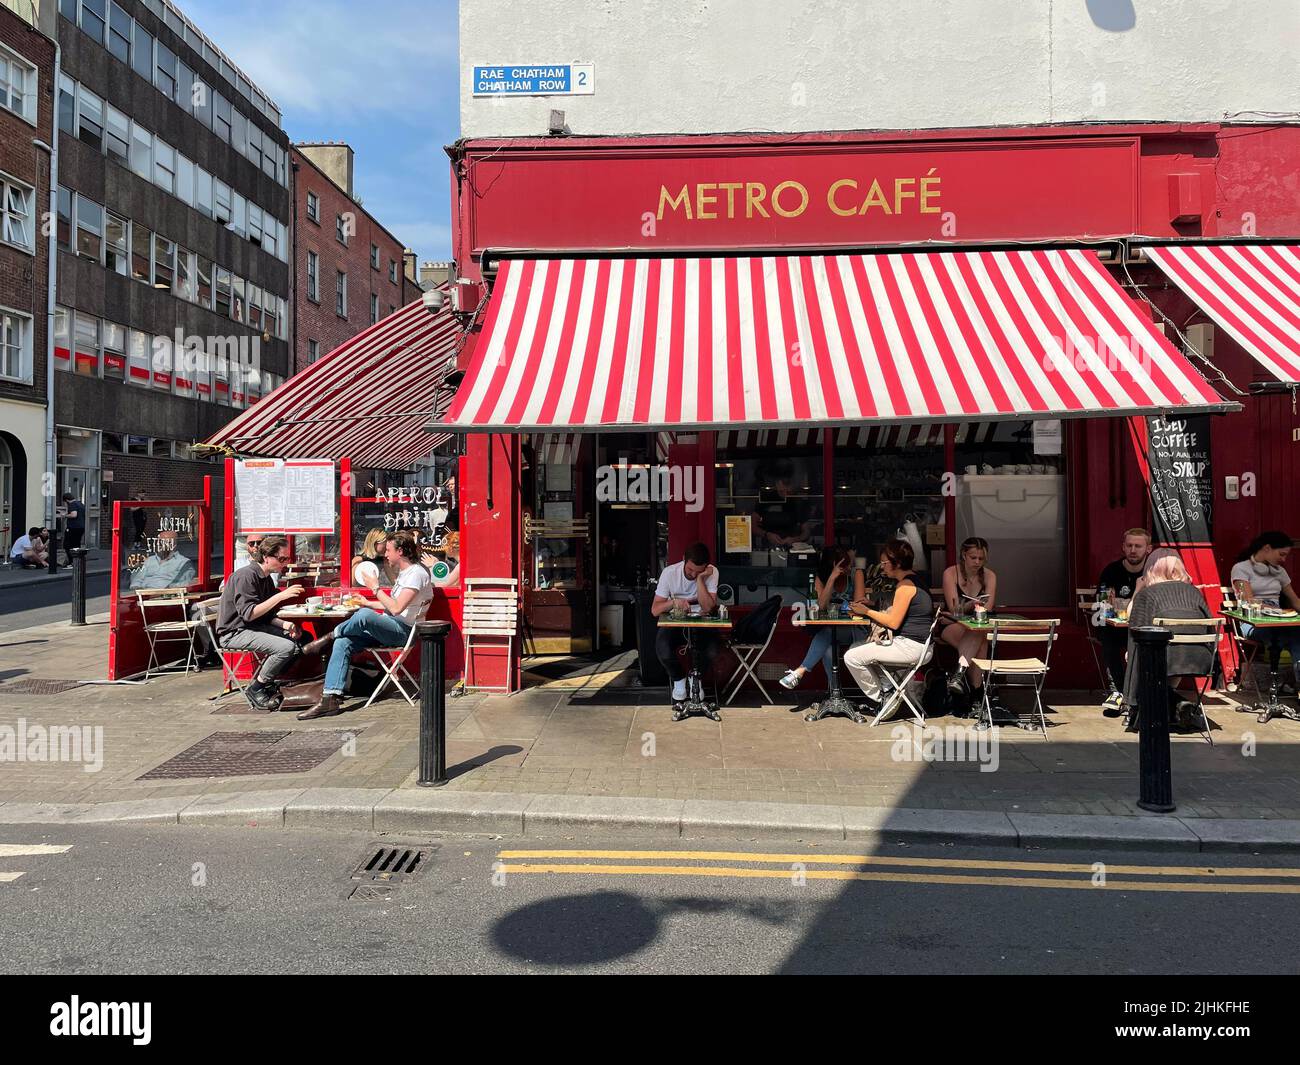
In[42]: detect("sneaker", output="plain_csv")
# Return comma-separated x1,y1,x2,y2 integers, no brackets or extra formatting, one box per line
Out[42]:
779,670,801,690
1101,691,1124,718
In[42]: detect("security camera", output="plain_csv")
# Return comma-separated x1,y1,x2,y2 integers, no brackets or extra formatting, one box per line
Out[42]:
422,288,446,314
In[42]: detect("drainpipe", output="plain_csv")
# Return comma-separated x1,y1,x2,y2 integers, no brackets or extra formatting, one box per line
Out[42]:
32,24,59,530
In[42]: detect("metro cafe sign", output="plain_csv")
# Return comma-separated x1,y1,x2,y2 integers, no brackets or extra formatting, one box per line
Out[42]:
655,173,944,222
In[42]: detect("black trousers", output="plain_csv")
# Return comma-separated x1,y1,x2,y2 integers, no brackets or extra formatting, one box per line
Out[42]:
655,628,722,684
1098,626,1127,692
64,528,84,557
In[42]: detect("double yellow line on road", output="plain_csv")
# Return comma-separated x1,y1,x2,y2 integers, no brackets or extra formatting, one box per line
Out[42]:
496,849,1300,894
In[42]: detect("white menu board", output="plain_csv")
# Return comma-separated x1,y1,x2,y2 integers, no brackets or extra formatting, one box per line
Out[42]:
236,458,336,534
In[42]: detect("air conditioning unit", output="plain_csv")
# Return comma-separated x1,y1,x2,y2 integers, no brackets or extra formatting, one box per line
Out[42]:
1186,322,1214,361
453,279,482,314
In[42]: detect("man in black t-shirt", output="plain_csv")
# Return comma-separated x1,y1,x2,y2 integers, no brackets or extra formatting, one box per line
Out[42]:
1095,528,1151,715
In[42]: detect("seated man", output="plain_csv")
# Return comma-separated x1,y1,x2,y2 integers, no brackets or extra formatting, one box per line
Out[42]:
651,542,721,706
9,527,48,569
298,530,432,720
215,535,305,710
1094,528,1151,716
129,531,198,589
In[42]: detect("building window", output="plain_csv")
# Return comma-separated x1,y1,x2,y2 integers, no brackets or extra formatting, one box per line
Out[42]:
306,191,319,223
307,339,319,363
77,85,105,151
54,305,69,372
131,22,153,83
371,294,379,324
336,271,347,317
129,123,152,180
108,3,131,64
152,234,175,289
371,244,380,270
75,194,103,261
0,309,32,383
105,211,128,274
231,276,246,322
213,181,231,226
175,247,195,302
2,177,34,253
335,213,348,245
244,122,259,169
194,167,213,218
153,137,175,193
130,223,150,282
248,204,263,247
0,44,38,124
127,329,149,385
56,185,72,250
73,312,100,377
105,104,130,164
197,256,213,308
389,260,398,284
215,267,232,317
102,321,126,380
213,93,232,143
306,251,319,301
247,284,262,330
58,73,75,135
79,0,107,44
154,40,178,100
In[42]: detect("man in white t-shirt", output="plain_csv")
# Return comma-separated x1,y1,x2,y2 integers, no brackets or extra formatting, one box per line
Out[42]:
299,530,433,719
9,527,48,568
652,542,721,703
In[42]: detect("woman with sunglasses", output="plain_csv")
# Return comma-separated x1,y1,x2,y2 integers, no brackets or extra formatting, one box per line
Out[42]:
1231,531,1300,694
940,537,998,701
779,545,866,691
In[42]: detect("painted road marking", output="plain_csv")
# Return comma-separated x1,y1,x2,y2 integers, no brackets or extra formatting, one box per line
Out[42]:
498,849,1300,879
496,849,1300,895
0,843,73,885
0,844,73,858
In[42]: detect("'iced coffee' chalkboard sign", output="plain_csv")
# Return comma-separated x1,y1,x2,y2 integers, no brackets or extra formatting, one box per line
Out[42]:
1146,415,1213,544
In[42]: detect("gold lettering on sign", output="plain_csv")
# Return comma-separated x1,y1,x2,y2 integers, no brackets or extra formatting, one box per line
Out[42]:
893,176,917,214
746,182,770,219
772,180,809,218
695,183,718,220
861,178,892,214
920,168,941,213
657,185,692,220
719,182,743,218
827,178,858,216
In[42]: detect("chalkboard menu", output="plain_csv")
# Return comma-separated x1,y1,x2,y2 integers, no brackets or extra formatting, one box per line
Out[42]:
1146,415,1213,544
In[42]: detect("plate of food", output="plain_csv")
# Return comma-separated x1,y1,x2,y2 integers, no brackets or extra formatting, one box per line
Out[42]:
1261,607,1298,618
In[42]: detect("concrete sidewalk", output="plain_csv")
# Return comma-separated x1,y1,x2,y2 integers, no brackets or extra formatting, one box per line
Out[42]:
3,614,1300,850
0,551,226,590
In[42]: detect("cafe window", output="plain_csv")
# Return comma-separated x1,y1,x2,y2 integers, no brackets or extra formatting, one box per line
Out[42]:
130,222,151,282
715,432,825,604
105,211,127,274
953,420,1068,607
75,194,103,262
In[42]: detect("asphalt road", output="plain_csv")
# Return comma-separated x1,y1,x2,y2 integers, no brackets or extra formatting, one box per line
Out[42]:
0,572,113,632
2,823,1299,976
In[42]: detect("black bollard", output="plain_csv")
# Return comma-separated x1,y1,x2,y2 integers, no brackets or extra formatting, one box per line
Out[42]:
416,620,452,787
69,548,89,626
1132,625,1175,813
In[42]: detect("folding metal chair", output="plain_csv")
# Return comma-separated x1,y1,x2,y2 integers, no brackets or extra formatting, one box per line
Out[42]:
210,647,266,708
971,618,1059,735
871,609,941,727
1075,587,1109,693
136,589,205,679
1155,615,1224,745
721,595,782,705
362,617,421,708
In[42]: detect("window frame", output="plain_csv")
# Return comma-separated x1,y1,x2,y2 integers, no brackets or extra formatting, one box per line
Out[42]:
0,42,39,126
0,306,33,384
0,174,36,254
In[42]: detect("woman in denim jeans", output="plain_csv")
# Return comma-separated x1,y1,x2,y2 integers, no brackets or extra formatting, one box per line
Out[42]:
779,546,866,691
298,530,432,719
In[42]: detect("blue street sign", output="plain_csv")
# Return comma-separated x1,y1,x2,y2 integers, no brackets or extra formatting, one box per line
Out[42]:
472,64,595,96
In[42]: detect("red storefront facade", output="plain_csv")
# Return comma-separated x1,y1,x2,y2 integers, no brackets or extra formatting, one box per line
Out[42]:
445,122,1300,692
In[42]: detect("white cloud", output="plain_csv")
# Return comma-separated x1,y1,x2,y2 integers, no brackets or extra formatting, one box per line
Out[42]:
180,0,457,118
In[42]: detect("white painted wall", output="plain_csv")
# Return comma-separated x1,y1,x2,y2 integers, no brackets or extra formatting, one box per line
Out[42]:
461,0,1300,138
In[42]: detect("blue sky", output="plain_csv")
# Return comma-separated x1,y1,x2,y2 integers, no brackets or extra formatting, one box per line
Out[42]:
181,0,460,264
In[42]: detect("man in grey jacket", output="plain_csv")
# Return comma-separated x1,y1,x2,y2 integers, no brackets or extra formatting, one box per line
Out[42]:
216,535,304,709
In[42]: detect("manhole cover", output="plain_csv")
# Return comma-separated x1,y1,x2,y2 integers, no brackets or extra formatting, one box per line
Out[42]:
0,679,84,695
348,843,436,900
137,729,360,780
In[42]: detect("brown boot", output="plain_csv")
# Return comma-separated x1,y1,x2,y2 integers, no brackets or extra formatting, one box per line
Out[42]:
297,693,344,720
302,632,335,657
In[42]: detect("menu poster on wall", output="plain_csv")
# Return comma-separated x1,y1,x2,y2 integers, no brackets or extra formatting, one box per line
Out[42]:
235,459,336,534
1032,419,1062,456
724,514,753,553
1146,415,1213,545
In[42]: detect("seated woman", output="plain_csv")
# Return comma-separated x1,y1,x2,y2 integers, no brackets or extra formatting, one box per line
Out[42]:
298,530,433,720
1231,530,1300,694
779,546,866,690
939,537,997,700
421,530,461,590
843,540,935,709
351,528,396,588
1122,555,1213,730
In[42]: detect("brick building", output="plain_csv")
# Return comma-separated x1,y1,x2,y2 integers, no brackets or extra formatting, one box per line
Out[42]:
291,142,422,374
0,1,55,557
52,0,293,546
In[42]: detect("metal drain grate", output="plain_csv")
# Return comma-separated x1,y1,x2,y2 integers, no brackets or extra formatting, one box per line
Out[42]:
348,844,435,900
138,729,360,780
0,678,84,695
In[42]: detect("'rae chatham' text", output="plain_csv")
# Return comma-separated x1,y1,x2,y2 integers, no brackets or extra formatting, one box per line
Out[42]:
656,171,942,221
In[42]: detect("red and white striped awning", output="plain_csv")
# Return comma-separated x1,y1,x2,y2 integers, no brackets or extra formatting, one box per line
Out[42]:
204,298,461,469
441,249,1232,433
1143,244,1300,383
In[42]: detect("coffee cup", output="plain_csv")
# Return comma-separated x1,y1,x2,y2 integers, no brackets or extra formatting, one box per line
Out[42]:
964,465,977,475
